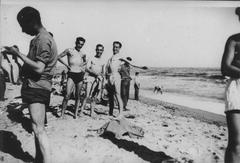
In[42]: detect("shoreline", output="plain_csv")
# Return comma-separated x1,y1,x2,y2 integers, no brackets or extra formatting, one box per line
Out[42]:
134,90,226,126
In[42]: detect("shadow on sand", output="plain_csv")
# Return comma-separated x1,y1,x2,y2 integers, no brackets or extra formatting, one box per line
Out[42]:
101,132,175,163
0,130,34,162
6,102,32,133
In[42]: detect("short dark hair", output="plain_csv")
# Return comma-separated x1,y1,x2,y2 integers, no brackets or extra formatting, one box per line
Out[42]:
17,6,42,25
236,7,240,16
76,37,85,43
113,41,122,48
96,44,104,49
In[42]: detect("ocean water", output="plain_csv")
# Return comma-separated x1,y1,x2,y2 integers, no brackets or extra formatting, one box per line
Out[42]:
135,67,226,102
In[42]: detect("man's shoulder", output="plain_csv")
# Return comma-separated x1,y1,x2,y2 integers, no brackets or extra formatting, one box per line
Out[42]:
228,33,240,42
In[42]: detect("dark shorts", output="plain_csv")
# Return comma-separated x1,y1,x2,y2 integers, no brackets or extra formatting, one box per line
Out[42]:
21,87,51,105
68,72,85,84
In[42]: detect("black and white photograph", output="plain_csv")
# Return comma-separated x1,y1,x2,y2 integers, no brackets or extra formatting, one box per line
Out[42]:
1,0,240,162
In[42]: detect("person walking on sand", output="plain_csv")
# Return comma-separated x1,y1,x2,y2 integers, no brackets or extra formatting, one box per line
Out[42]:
3,6,58,163
221,7,240,163
105,41,124,117
134,72,140,101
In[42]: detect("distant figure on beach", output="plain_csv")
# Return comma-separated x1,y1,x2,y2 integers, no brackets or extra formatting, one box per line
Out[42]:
154,85,163,94
221,7,240,163
58,37,87,119
134,72,140,100
105,41,124,117
3,6,58,163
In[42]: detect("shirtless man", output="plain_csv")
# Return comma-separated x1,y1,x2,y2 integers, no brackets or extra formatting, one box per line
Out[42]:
105,41,124,117
89,44,105,101
221,7,240,163
58,37,87,119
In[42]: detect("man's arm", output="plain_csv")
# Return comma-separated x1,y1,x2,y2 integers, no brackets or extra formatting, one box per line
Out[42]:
58,49,70,70
4,46,45,74
221,38,240,78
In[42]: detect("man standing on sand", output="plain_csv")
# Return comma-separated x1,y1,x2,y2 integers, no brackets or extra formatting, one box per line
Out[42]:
119,57,132,110
134,72,140,101
58,37,87,119
88,44,105,101
58,37,98,119
4,6,58,163
221,7,240,163
105,41,124,117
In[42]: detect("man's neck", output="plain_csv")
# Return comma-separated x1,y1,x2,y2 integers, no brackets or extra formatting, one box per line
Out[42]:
36,26,45,35
75,47,81,52
95,55,100,58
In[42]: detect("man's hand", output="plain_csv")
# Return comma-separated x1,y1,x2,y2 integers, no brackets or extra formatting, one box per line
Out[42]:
3,46,19,56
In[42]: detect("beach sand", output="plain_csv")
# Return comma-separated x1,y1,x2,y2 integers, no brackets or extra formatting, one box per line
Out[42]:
0,83,227,163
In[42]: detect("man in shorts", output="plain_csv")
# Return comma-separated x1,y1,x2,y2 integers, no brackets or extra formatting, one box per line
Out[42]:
4,6,58,163
221,7,240,163
58,37,98,119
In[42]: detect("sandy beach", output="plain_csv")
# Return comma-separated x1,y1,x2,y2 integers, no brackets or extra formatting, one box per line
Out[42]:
0,83,227,163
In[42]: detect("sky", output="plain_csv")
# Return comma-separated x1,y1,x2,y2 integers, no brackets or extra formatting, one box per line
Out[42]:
1,0,240,68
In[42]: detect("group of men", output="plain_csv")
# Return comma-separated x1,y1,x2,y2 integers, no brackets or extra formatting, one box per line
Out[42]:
0,6,142,163
57,37,141,119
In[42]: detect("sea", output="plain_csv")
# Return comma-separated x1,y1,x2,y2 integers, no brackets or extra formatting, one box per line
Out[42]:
135,67,226,103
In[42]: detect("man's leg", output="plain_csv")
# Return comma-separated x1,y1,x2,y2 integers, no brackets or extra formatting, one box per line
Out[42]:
29,103,51,163
126,80,130,107
114,79,123,116
225,112,240,163
74,81,83,119
120,80,127,110
61,78,74,118
107,84,114,116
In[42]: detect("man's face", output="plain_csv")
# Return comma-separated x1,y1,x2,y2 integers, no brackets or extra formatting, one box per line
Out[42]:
96,46,104,57
113,43,121,55
75,40,85,51
19,21,37,36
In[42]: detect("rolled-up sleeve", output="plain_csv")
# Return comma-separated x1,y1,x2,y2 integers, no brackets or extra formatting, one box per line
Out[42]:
35,37,51,64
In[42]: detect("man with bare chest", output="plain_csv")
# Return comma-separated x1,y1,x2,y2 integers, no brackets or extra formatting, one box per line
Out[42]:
58,37,87,118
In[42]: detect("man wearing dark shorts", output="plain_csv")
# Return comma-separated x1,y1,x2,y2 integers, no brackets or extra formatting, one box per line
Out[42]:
58,37,88,119
4,7,58,163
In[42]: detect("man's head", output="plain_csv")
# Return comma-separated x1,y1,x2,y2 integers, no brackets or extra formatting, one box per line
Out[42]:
75,37,85,51
17,6,42,36
236,7,240,20
95,44,104,58
113,41,122,55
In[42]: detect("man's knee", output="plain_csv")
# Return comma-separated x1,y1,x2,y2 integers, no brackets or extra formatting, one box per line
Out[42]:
32,123,45,137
